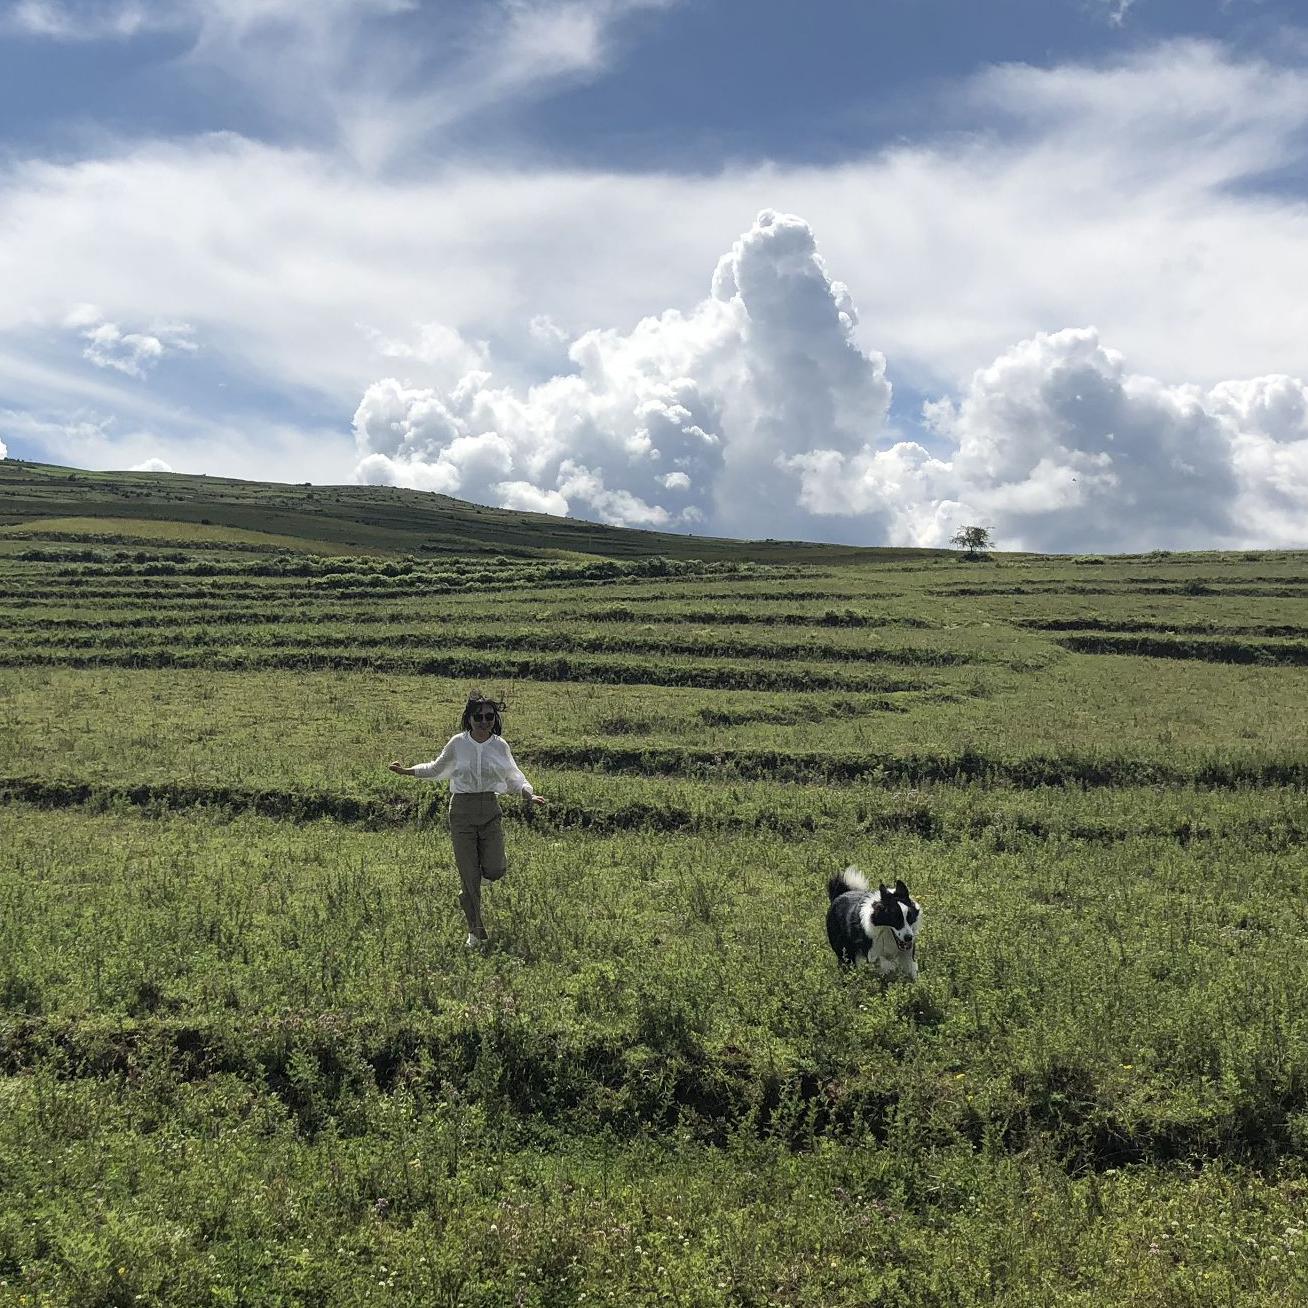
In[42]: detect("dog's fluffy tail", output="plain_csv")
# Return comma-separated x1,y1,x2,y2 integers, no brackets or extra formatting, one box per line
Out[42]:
827,865,869,902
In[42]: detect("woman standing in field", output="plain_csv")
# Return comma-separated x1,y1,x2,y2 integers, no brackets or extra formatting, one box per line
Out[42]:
389,691,545,949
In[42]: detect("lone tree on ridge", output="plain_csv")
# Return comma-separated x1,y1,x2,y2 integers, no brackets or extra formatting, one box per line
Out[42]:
950,525,993,559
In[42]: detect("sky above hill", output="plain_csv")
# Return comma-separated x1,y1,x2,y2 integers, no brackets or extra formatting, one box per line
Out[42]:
1,0,1306,551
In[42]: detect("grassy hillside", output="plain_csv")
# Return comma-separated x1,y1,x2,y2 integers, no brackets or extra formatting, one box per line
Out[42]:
2,459,1307,1305
0,458,943,563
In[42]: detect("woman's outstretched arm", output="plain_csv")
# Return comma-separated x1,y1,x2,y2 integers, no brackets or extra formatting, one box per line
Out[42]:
389,736,459,779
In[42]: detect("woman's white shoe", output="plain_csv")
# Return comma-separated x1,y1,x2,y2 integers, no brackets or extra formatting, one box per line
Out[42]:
465,931,482,949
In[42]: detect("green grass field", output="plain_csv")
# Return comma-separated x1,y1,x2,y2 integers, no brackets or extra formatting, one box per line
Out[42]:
2,460,1307,1306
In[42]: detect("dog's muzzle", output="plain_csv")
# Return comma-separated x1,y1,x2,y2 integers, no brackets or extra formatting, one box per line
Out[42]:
895,934,914,952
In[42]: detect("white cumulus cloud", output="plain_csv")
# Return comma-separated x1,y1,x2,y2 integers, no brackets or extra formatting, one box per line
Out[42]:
64,304,196,379
1209,375,1308,549
354,209,889,534
129,455,173,472
495,480,569,516
786,327,1308,552
356,210,1308,551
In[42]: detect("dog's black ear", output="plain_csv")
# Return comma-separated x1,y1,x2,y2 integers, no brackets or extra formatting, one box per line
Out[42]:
894,879,911,899
878,883,891,898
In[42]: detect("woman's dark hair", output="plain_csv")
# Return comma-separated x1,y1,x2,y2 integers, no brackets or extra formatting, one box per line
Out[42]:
460,690,506,736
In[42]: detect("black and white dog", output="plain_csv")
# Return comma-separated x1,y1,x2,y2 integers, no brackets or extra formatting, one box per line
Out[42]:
825,867,921,979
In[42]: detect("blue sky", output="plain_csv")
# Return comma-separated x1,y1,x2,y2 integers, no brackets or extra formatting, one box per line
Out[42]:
1,0,1306,550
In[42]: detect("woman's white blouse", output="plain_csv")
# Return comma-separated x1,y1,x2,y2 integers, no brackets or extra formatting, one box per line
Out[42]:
411,733,534,796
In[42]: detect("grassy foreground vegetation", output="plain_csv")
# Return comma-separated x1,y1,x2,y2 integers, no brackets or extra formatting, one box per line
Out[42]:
1,460,1307,1305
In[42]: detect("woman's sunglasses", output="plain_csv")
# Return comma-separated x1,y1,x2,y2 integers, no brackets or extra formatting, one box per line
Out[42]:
470,710,497,723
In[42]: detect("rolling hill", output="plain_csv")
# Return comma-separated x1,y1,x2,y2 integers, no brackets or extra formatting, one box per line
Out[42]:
0,458,951,563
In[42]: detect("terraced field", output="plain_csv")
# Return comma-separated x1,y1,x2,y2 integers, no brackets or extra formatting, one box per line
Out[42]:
2,461,1307,1305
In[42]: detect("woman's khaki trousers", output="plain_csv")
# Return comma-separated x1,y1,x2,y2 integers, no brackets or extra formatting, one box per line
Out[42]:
448,792,507,939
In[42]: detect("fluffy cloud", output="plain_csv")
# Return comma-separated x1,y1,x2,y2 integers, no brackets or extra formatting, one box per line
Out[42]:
65,304,195,379
1210,376,1308,549
495,480,569,516
354,210,889,533
357,213,1308,551
936,328,1241,551
129,455,173,472
786,327,1308,551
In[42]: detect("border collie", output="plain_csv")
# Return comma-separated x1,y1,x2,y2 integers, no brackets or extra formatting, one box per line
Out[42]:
826,867,921,979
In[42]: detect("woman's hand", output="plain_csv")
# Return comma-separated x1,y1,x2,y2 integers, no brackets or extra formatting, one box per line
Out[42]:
528,793,546,805
388,761,409,774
